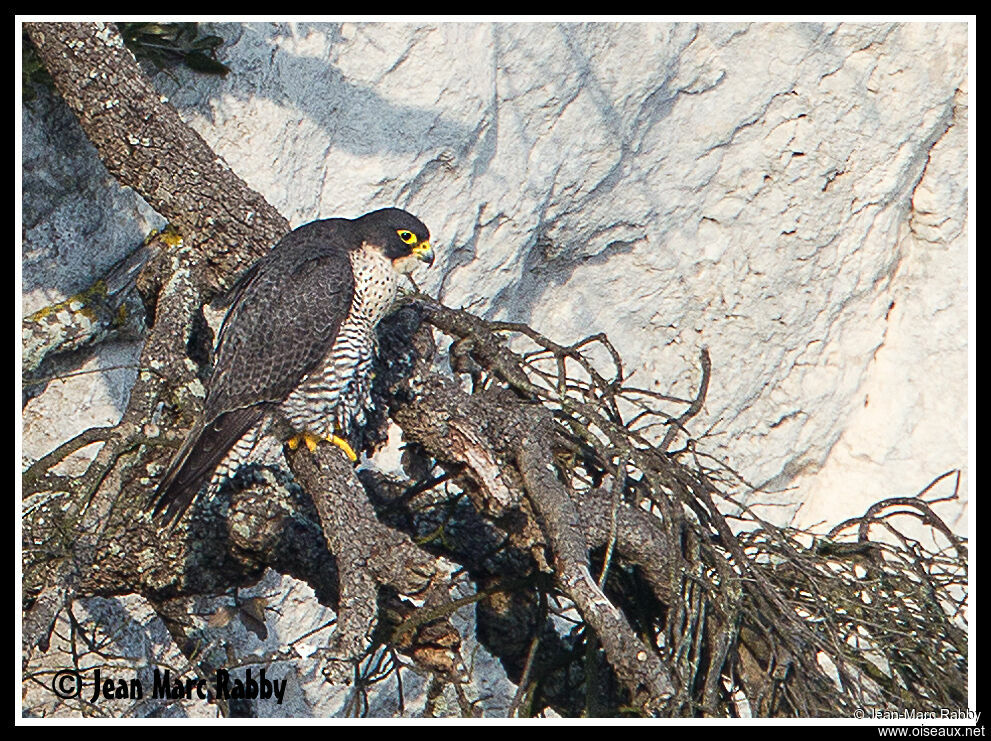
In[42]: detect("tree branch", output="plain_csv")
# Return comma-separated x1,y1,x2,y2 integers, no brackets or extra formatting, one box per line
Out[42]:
24,22,289,291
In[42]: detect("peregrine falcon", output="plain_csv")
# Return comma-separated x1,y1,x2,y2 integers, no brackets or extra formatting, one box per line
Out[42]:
152,208,434,525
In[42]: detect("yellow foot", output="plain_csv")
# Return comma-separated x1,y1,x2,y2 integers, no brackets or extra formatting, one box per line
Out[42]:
287,432,357,462
287,431,320,452
330,435,358,462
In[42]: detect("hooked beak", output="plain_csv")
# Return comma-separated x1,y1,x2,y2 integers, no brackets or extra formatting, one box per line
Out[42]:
412,240,434,267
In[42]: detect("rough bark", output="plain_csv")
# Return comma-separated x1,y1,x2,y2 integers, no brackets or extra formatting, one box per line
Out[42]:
25,22,289,291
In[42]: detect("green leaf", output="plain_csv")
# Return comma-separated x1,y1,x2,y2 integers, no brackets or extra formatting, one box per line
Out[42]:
183,50,230,76
191,35,224,51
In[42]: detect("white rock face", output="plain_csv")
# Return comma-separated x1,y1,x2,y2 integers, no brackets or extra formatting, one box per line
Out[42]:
21,21,970,715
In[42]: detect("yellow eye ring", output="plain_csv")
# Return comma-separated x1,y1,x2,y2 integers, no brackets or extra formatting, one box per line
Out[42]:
397,230,417,245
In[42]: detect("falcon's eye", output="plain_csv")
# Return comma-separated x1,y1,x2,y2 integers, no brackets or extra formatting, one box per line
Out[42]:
397,230,417,245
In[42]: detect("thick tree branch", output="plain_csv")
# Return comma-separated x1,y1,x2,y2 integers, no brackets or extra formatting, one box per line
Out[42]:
514,420,676,710
24,22,289,290
285,443,455,683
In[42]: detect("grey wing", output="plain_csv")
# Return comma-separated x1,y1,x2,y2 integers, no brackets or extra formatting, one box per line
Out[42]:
206,241,355,416
152,228,355,524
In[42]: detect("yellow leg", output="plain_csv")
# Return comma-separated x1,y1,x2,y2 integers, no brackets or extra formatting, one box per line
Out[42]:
287,431,357,462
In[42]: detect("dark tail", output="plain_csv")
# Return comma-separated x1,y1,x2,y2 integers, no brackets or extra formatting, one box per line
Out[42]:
152,407,264,526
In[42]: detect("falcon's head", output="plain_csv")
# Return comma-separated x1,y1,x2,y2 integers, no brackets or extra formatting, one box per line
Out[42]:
354,207,434,274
